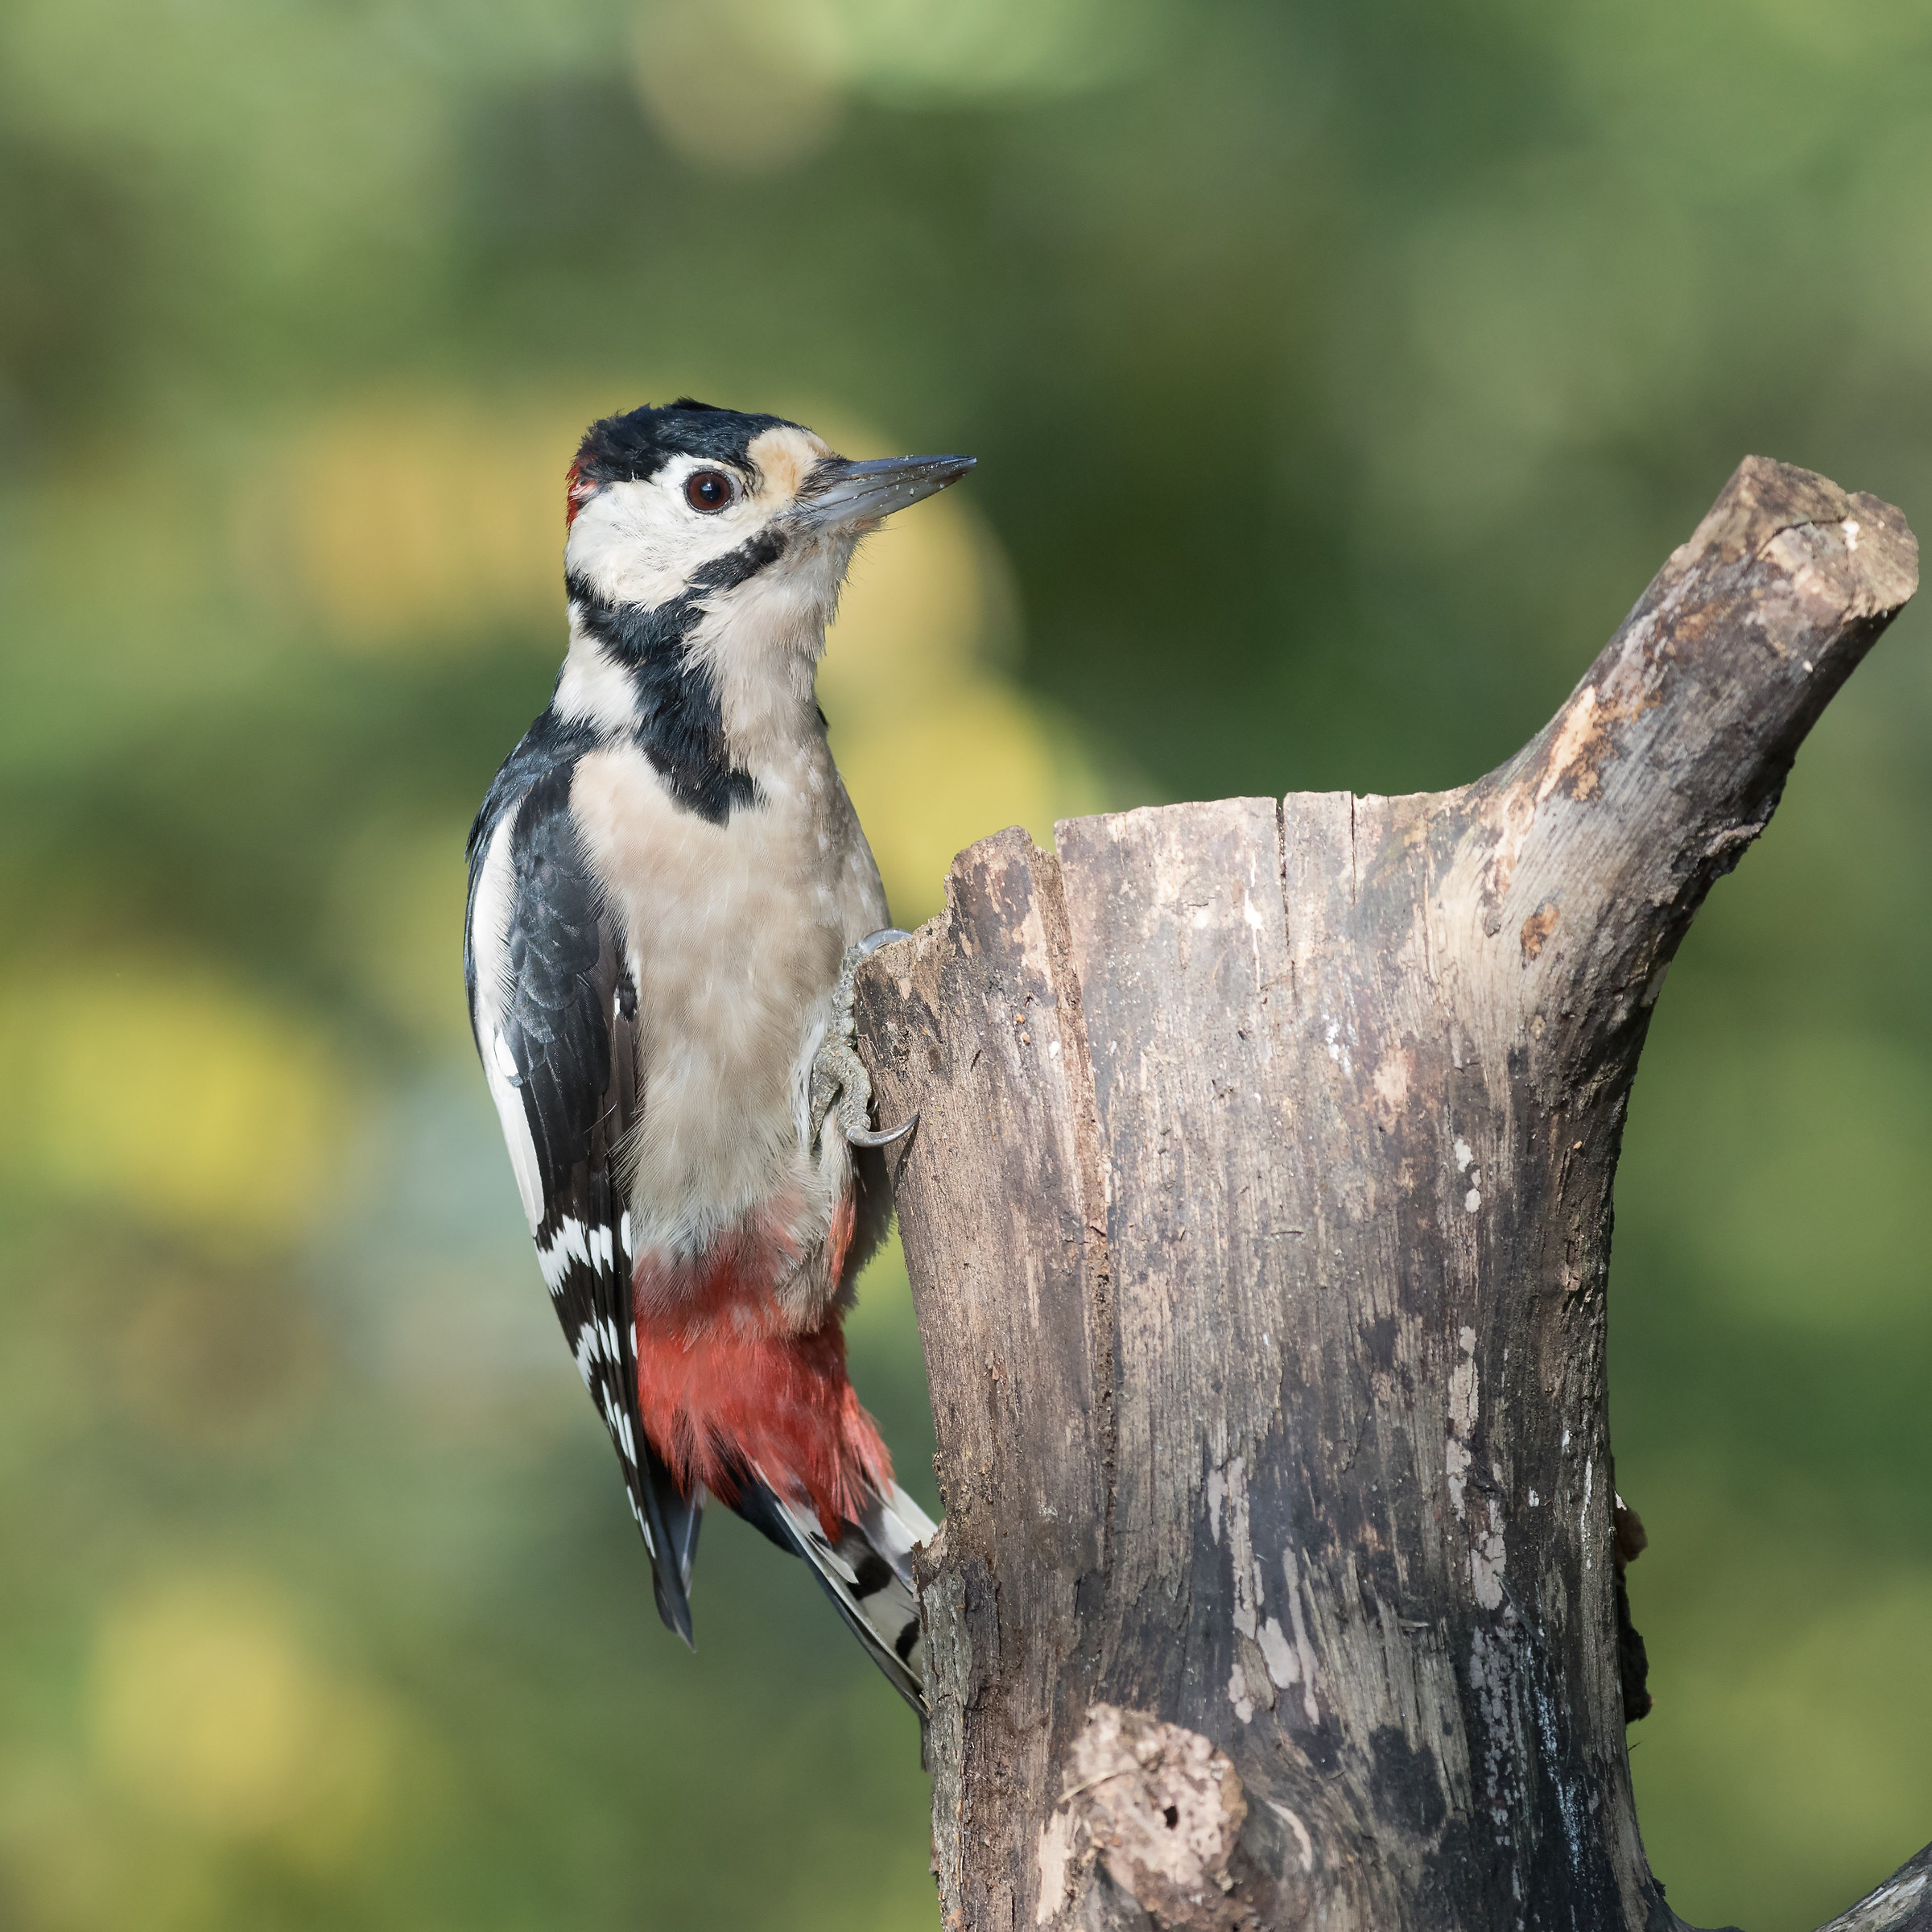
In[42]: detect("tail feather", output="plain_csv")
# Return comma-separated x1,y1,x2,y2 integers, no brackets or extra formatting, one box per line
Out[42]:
646,1475,706,1645
867,1484,938,1584
743,1472,937,1715
626,1426,702,1647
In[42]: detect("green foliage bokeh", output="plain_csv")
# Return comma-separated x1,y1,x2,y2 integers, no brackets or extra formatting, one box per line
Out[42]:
1,2,1928,1926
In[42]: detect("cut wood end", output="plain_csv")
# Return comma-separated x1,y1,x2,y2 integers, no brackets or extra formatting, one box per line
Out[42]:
1680,456,1917,610
939,823,1054,927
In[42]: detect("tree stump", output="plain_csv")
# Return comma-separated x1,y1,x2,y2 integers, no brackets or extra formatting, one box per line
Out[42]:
854,458,1928,1930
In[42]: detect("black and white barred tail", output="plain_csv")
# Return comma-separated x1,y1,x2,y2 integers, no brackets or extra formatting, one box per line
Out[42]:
738,1475,938,1714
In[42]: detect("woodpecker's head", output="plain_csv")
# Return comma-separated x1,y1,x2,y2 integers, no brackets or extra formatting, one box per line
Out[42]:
564,398,971,631
555,400,973,766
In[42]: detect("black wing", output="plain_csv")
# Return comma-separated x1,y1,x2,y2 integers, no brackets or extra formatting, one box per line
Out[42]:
469,752,701,1641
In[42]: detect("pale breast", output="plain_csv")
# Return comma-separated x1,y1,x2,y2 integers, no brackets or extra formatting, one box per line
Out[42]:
569,734,889,1260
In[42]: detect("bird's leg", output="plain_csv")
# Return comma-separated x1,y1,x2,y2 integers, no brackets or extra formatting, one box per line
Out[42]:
811,928,919,1151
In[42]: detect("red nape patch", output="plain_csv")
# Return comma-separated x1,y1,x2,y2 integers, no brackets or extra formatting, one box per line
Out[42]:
564,456,598,527
633,1224,893,1538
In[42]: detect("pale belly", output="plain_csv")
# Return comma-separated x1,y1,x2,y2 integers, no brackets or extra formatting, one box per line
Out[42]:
568,737,889,1265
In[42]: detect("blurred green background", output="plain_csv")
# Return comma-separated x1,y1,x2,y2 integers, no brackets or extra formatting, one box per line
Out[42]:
1,0,1927,1926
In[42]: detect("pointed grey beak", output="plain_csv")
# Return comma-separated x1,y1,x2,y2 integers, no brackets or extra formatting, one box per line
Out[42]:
798,453,976,534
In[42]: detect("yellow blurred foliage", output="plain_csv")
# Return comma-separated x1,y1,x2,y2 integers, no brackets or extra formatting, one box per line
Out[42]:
237,393,605,648
114,1265,329,1456
837,679,1109,924
632,2,846,174
0,1781,223,1932
326,814,476,1049
819,489,1001,709
823,485,1110,919
0,966,347,1246
90,1573,399,1863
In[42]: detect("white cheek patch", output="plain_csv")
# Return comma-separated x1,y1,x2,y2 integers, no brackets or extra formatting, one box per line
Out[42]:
567,463,770,609
565,429,830,613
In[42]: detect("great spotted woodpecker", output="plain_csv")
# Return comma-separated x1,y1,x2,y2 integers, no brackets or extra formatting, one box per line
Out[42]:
464,399,972,1715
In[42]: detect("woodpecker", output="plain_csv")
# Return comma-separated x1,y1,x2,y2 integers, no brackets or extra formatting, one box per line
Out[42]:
464,398,970,1716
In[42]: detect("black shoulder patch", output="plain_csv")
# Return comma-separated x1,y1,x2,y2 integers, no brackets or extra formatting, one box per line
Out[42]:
467,707,597,865
464,708,597,1039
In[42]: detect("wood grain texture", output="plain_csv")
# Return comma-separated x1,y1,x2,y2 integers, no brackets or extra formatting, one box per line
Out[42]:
854,459,1925,1930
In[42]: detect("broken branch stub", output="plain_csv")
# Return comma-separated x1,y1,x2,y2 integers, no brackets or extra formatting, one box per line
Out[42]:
854,458,1923,1930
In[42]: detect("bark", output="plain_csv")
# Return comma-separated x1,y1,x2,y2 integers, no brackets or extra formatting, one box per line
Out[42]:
853,458,1926,1931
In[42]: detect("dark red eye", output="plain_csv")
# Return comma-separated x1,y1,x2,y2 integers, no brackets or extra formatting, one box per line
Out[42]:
685,469,735,513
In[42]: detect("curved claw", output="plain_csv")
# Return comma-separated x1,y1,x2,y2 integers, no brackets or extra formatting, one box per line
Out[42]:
841,1105,919,1150
856,926,914,960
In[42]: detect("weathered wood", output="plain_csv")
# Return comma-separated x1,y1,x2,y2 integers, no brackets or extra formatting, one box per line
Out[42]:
1815,1843,1931,1932
855,459,1924,1930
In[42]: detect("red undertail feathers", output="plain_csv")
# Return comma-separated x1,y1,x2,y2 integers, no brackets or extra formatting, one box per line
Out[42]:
633,1223,892,1538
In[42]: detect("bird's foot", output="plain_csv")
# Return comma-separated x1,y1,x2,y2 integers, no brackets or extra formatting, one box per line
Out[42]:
811,929,919,1150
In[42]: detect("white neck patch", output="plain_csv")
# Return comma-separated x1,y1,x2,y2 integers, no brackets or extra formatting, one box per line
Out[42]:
552,623,642,737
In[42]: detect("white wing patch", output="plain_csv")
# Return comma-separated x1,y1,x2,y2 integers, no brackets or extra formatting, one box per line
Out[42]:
485,1030,543,1233
470,812,544,1233
539,1216,593,1294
